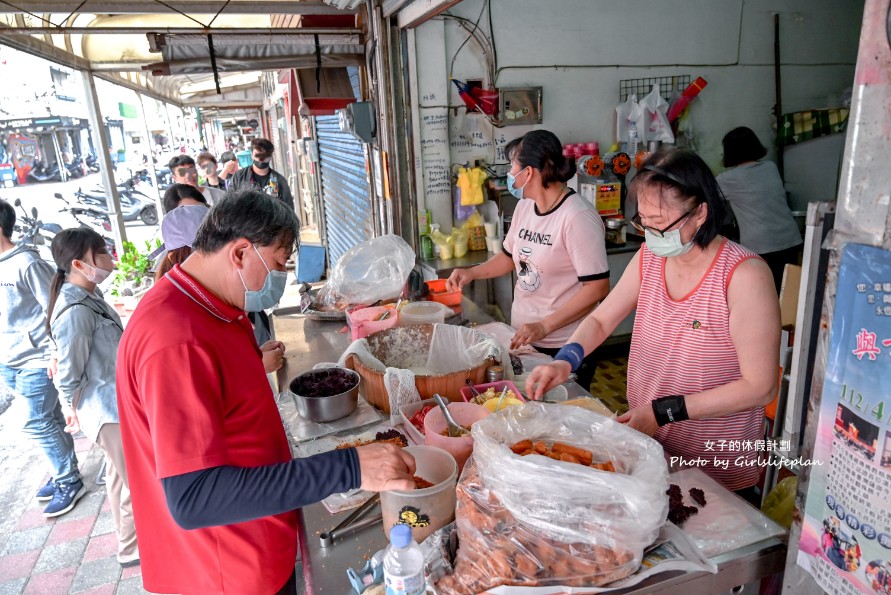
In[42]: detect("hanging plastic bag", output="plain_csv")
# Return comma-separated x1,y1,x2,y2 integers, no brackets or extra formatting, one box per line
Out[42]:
761,476,797,529
615,94,645,152
323,234,415,307
457,167,487,206
438,403,669,593
640,83,675,143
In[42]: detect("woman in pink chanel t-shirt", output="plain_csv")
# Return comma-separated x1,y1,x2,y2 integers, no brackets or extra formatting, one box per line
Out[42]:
527,148,780,503
447,130,610,390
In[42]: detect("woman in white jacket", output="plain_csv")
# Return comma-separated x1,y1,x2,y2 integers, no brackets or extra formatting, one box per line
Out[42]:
47,228,139,568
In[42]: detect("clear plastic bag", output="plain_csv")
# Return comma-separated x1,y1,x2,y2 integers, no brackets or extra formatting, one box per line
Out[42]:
438,403,669,594
322,235,415,307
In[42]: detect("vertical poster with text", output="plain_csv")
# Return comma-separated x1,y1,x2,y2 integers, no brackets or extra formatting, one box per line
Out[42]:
798,244,891,595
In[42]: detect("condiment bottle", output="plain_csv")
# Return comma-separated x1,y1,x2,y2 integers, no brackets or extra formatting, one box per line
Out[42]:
486,365,504,382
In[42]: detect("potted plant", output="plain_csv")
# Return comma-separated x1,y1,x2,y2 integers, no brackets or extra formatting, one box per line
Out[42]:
111,239,160,299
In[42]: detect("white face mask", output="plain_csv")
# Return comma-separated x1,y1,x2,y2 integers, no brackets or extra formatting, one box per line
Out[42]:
79,261,113,284
644,228,695,258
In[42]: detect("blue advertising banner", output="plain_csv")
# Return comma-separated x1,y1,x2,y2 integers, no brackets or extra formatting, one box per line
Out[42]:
797,244,891,594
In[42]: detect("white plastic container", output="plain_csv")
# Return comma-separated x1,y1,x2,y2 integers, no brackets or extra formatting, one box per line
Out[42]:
399,301,447,326
383,524,425,595
483,221,497,238
485,236,501,253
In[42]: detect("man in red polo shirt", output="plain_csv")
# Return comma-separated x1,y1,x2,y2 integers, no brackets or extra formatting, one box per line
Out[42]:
116,190,415,595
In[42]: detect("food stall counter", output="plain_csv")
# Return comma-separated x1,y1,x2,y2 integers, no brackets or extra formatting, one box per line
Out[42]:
272,304,786,595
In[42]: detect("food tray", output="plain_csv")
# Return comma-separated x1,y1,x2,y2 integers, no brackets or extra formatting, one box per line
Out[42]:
459,380,525,404
399,399,436,445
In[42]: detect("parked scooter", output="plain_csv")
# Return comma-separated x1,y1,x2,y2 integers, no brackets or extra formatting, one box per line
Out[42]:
12,198,63,248
27,161,62,183
54,193,117,259
72,185,158,225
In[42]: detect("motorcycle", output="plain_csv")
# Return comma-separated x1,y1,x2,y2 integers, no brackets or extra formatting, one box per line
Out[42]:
27,161,62,183
66,154,87,179
72,184,158,226
54,193,117,259
12,198,63,249
85,153,100,173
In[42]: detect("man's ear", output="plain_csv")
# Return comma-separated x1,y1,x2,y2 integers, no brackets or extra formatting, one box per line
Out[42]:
227,238,253,269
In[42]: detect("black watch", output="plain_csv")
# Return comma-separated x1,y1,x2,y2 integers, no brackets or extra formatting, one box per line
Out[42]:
651,395,688,427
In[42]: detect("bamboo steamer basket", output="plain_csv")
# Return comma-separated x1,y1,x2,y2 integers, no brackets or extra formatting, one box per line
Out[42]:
345,324,491,413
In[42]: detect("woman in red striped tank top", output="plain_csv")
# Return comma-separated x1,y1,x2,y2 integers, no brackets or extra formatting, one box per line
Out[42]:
528,148,780,499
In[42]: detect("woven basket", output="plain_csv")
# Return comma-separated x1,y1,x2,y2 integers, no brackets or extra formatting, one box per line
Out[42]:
345,324,491,413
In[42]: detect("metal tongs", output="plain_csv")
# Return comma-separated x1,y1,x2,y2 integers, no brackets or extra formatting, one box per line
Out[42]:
465,379,483,404
319,494,382,548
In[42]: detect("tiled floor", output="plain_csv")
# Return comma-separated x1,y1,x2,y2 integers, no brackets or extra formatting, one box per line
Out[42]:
590,355,630,415
0,431,148,595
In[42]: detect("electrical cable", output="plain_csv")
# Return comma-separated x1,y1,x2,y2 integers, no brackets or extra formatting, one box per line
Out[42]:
447,0,488,80
442,16,494,84
487,0,497,79
207,0,232,28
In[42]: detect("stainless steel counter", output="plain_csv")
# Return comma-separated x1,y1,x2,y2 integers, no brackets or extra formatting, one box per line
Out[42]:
272,310,786,595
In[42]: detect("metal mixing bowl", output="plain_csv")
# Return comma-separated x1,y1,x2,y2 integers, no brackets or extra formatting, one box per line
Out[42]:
287,367,360,423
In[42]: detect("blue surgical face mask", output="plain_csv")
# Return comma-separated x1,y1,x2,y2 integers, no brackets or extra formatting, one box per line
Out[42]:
506,167,528,200
239,245,288,311
644,219,696,258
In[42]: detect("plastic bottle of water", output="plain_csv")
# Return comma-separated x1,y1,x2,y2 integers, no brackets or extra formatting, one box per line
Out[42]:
383,525,426,595
624,119,639,158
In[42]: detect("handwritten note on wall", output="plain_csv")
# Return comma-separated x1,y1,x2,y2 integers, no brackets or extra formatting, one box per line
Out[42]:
420,108,451,206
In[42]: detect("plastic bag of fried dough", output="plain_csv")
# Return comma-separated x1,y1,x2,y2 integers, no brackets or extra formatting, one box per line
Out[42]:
437,402,669,594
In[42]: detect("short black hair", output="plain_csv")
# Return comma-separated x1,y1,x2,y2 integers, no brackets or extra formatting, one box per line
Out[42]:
632,148,726,248
162,183,208,214
250,138,274,155
197,152,217,165
193,189,299,254
721,127,767,168
503,130,576,189
168,155,196,169
220,151,236,163
0,199,14,239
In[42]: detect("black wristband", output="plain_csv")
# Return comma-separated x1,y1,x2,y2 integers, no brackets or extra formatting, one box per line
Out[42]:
651,395,688,427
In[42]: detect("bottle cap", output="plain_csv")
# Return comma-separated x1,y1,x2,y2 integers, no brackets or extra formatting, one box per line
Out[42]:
389,524,412,548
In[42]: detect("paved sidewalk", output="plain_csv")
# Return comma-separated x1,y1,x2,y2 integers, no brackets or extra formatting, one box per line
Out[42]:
0,402,147,595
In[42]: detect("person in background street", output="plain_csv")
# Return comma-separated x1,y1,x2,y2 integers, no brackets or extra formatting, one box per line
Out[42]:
218,151,239,188
716,126,802,292
228,138,294,211
446,130,610,391
117,191,414,594
197,152,225,191
161,183,208,214
0,199,85,517
47,228,139,568
527,149,780,504
168,155,225,206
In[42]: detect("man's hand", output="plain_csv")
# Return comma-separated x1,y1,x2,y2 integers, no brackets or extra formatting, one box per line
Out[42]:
61,402,80,434
356,443,416,492
616,405,659,437
510,322,549,350
47,359,58,380
526,361,571,400
446,268,475,293
260,341,286,373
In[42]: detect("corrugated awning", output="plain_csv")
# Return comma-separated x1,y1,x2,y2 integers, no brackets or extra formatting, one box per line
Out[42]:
0,2,362,106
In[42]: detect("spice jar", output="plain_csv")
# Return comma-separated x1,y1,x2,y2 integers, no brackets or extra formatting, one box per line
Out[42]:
485,366,504,383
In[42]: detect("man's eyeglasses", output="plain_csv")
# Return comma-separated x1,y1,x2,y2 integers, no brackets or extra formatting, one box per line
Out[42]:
630,210,693,238
175,167,197,177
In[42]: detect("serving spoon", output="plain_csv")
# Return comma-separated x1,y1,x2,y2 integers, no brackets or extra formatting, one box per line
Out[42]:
433,393,468,437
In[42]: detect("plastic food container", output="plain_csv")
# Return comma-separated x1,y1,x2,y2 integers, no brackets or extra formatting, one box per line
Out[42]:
482,397,524,413
423,402,489,472
459,380,525,404
381,445,458,543
398,301,448,326
399,399,436,445
346,306,398,340
425,279,462,308
486,237,502,253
